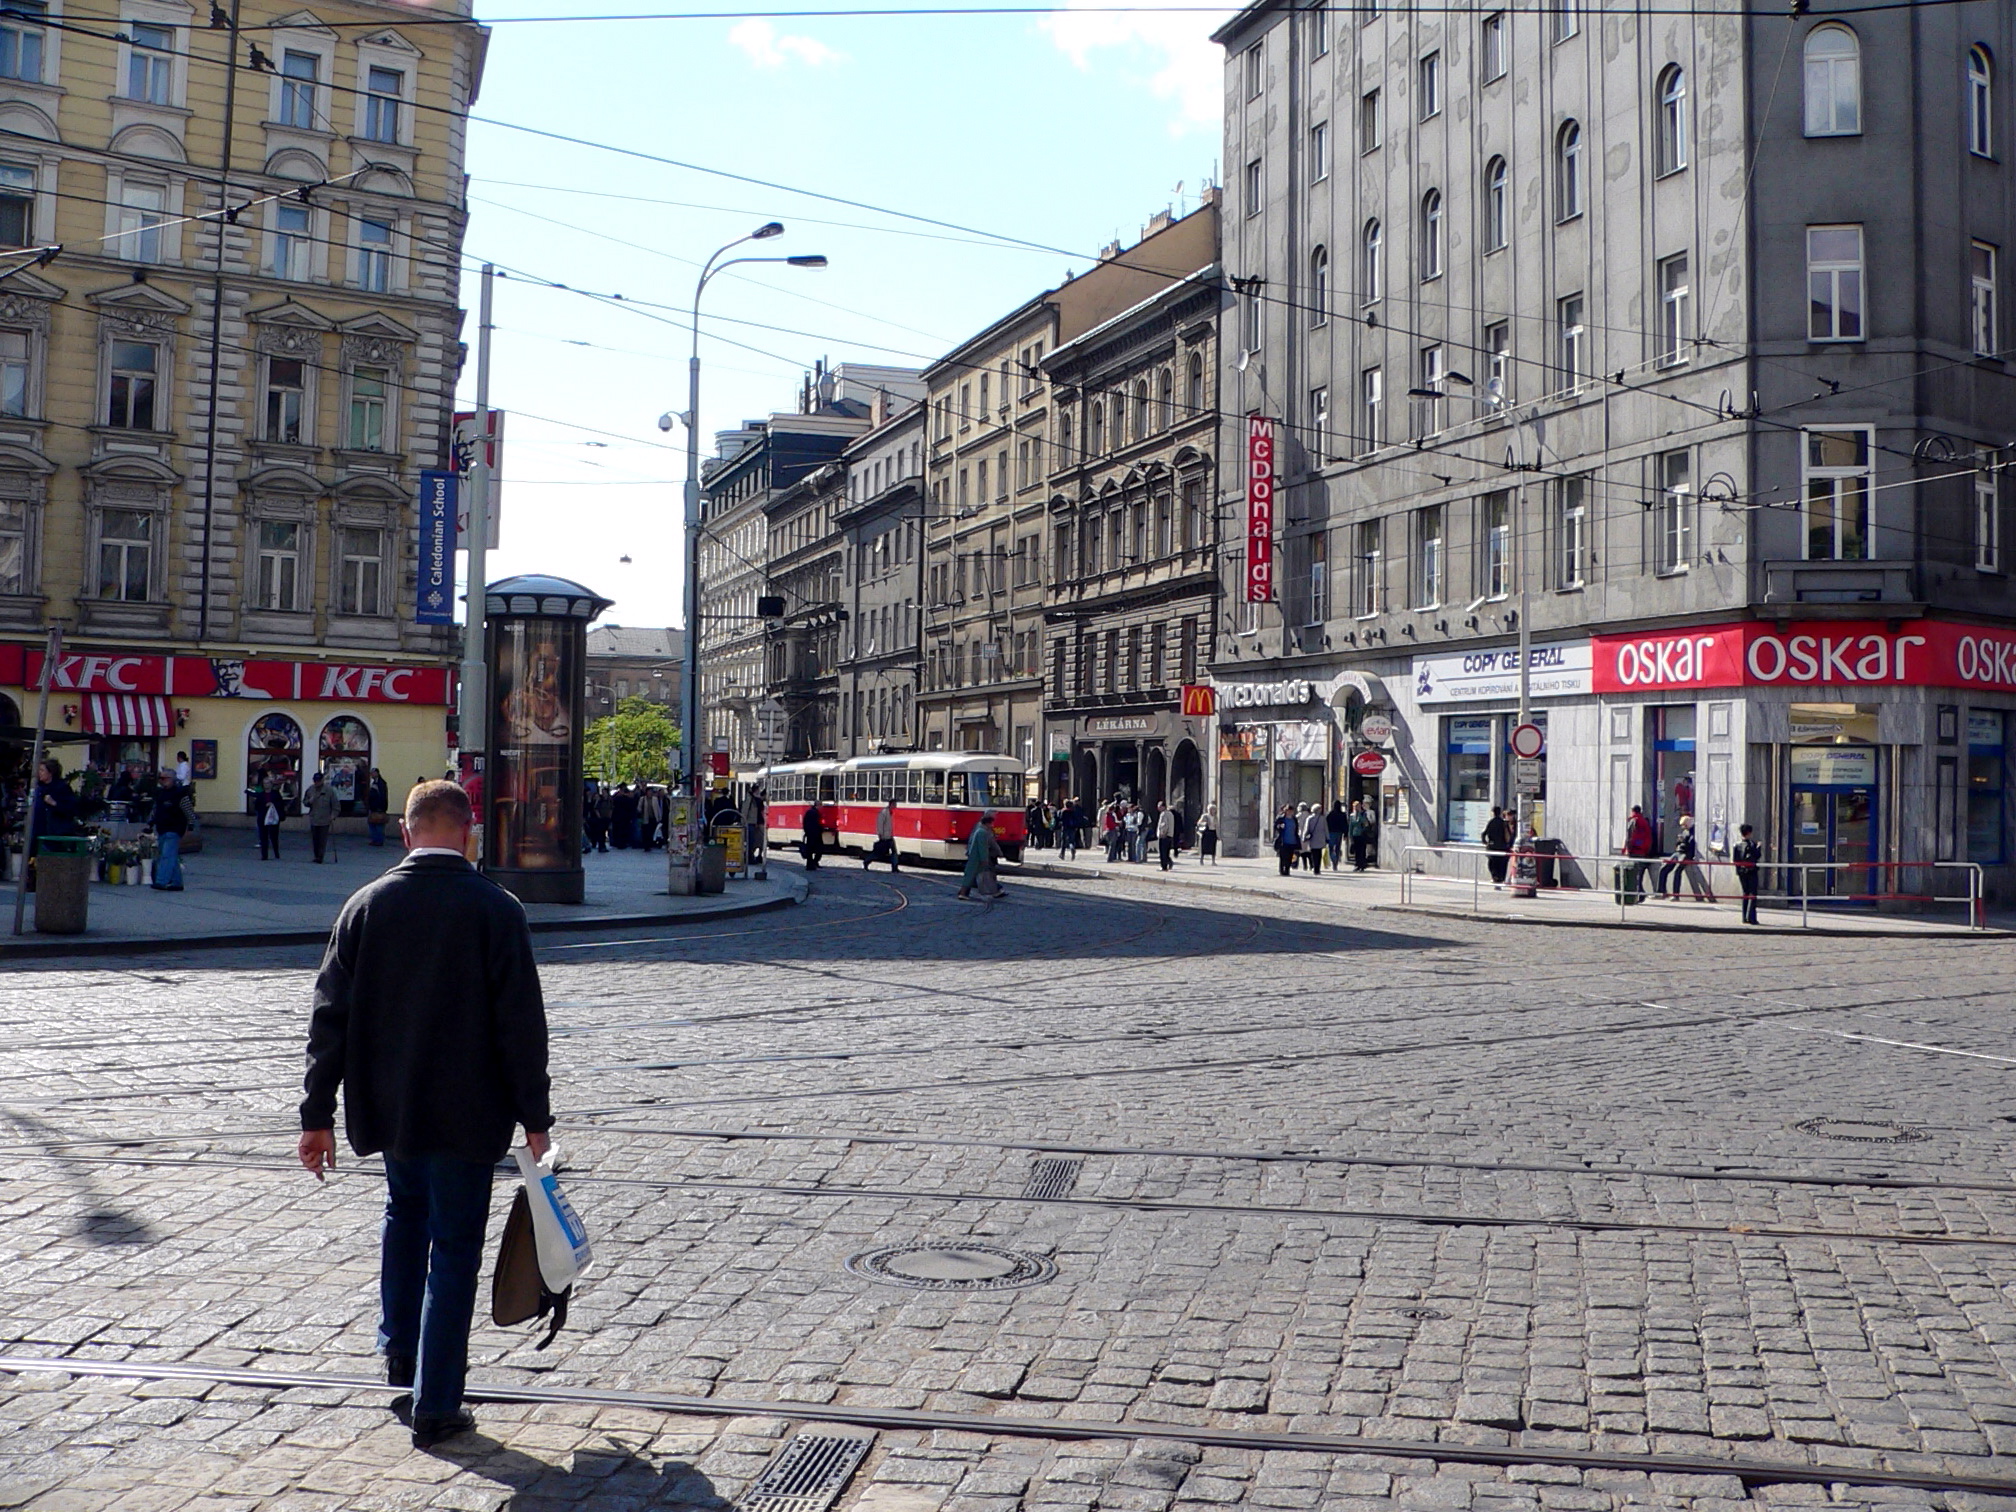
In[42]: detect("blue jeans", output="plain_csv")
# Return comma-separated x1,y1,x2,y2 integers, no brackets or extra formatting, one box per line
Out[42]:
152,831,182,887
379,1155,495,1416
367,819,386,847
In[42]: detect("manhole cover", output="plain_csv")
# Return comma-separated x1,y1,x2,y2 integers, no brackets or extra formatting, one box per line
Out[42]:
846,1241,1057,1291
1793,1117,1926,1144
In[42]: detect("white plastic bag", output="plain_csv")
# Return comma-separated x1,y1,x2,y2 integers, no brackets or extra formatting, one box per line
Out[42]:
512,1146,593,1291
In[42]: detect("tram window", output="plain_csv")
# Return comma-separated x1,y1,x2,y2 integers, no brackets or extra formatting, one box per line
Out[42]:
924,770,946,803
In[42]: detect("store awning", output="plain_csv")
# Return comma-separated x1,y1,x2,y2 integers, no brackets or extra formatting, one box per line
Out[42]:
83,695,176,737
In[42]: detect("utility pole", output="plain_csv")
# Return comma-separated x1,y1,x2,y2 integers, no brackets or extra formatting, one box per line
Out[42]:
460,264,495,788
11,622,61,935
1515,414,1534,836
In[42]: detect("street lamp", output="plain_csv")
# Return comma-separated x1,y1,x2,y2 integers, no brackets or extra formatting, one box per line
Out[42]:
663,224,828,894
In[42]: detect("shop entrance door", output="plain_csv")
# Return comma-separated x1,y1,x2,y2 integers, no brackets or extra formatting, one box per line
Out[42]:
1788,784,1877,899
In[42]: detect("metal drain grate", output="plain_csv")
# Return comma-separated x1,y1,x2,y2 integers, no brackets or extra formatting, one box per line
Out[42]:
846,1241,1058,1291
1395,1306,1450,1321
1793,1117,1926,1144
1024,1158,1083,1200
735,1431,874,1512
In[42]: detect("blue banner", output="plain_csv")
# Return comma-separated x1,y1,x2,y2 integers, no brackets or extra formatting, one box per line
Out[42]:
416,469,458,625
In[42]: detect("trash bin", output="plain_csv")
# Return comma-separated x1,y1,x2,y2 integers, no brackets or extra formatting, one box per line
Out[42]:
695,842,728,895
34,835,91,934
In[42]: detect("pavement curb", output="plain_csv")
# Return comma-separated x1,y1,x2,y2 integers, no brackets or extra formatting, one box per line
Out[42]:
0,877,807,961
1013,860,1293,903
1368,900,2008,940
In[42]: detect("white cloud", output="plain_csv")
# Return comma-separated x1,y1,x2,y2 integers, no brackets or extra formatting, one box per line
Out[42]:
1041,0,1231,135
727,18,847,69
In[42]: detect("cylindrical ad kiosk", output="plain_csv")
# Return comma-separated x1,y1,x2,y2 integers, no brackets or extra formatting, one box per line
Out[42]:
483,574,611,903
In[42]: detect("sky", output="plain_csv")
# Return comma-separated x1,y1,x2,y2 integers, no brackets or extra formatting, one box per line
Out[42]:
455,0,1234,633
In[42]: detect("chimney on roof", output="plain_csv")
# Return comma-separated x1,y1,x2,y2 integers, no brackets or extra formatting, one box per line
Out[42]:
1143,209,1174,238
1098,240,1122,262
871,387,890,426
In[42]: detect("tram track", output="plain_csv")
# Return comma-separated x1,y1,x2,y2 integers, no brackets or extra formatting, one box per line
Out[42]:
4,1354,2011,1496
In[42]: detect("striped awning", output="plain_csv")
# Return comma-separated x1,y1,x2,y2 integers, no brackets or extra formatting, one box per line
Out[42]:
83,695,176,738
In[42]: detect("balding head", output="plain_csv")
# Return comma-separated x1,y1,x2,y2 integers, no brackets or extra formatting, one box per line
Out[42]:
403,780,473,852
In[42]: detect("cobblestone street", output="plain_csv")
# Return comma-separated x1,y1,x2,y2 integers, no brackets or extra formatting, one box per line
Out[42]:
3,864,2015,1512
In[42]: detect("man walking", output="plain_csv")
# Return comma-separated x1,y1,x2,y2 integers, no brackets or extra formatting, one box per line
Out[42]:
801,798,826,869
1621,803,1656,904
867,797,900,871
306,771,338,863
1733,822,1763,924
298,781,552,1449
957,810,1005,900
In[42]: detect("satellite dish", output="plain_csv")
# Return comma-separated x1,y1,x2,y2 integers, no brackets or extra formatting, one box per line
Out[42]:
1235,350,1251,372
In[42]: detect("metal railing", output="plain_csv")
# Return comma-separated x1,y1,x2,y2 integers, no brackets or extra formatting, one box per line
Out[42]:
1398,844,1986,930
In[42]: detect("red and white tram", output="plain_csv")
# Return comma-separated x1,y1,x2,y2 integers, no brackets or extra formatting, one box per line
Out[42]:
751,753,1027,864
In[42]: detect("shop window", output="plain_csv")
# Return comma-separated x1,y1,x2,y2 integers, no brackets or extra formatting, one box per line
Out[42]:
1968,709,2006,863
1443,715,1493,844
247,711,304,804
320,714,371,809
1651,705,1696,851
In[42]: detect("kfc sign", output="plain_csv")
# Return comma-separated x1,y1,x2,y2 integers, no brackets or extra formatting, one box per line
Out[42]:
1245,414,1275,603
5,645,454,705
1593,619,2016,694
30,653,163,693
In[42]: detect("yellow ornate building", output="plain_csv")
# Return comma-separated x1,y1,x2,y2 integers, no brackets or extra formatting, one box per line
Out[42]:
0,0,482,813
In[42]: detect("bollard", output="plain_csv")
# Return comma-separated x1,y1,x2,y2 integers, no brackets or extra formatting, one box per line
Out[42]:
1510,836,1539,899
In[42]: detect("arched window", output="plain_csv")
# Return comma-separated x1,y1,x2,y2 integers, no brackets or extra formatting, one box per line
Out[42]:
1134,378,1152,437
1657,65,1688,174
1058,409,1074,463
1362,218,1383,303
1156,366,1174,427
319,715,371,810
1555,121,1583,220
1186,352,1204,413
1969,45,1993,157
1310,245,1330,323
1804,25,1860,136
247,711,304,805
1483,157,1508,251
1088,401,1104,454
1420,190,1443,280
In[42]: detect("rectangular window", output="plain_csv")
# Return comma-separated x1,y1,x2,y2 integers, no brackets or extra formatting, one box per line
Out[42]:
1416,344,1445,435
97,508,152,601
1556,475,1587,588
1485,320,1510,403
0,497,23,593
1240,286,1261,353
1360,88,1381,151
1482,491,1511,598
1803,426,1873,561
1481,11,1507,80
1807,225,1864,341
126,21,174,103
0,161,31,248
1180,616,1198,683
115,182,166,263
358,217,393,292
1359,366,1382,453
255,520,300,610
1978,451,2001,570
1418,52,1441,119
0,0,44,82
1415,503,1444,607
1308,384,1329,446
1552,0,1578,42
337,526,383,615
1657,449,1693,572
363,65,402,143
1558,294,1587,389
1972,241,1998,357
1245,158,1263,216
1355,517,1381,615
1243,41,1262,100
279,50,319,128
348,366,387,450
1310,120,1329,182
1968,710,2006,864
107,340,158,429
270,202,311,280
1658,253,1690,366
1310,7,1328,57
1308,531,1328,624
0,328,27,416
264,357,305,443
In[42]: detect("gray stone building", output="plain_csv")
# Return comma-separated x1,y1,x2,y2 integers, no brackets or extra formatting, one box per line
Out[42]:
1042,218,1222,824
1209,0,2016,897
585,623,681,722
836,398,926,757
765,460,846,760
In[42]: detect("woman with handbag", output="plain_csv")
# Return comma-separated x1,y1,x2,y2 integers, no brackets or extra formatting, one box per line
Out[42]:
364,769,391,848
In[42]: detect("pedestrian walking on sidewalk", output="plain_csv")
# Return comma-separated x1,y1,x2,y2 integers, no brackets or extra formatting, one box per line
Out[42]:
801,799,826,869
1620,804,1656,904
1300,803,1325,875
1197,804,1218,865
1348,800,1378,871
1273,806,1300,877
1657,814,1714,900
1126,802,1147,864
1482,806,1513,887
365,769,391,848
867,798,901,871
1056,797,1080,860
298,780,553,1450
1325,800,1348,870
1155,801,1177,870
307,772,338,863
1734,823,1763,924
254,776,285,861
149,771,189,890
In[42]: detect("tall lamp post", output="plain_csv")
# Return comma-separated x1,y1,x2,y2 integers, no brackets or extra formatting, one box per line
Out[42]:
662,224,827,895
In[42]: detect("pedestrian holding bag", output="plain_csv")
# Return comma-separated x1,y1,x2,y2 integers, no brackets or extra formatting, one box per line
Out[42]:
491,1146,592,1349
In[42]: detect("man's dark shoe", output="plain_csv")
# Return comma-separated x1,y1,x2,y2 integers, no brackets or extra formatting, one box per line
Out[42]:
386,1355,415,1389
411,1408,476,1448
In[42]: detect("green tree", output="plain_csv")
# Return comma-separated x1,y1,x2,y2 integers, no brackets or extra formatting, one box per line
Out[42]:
584,696,679,785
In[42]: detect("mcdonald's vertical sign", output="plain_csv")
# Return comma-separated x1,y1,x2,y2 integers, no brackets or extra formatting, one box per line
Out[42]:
1245,414,1275,603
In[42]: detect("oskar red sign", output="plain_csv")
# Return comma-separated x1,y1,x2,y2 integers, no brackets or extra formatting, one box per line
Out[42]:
0,646,453,705
1593,619,2016,694
1245,414,1275,604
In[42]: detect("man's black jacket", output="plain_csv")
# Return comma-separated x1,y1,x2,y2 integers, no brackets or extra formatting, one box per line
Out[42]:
301,853,553,1164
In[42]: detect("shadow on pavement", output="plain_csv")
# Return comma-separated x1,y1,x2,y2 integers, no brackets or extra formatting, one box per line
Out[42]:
428,1433,727,1509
